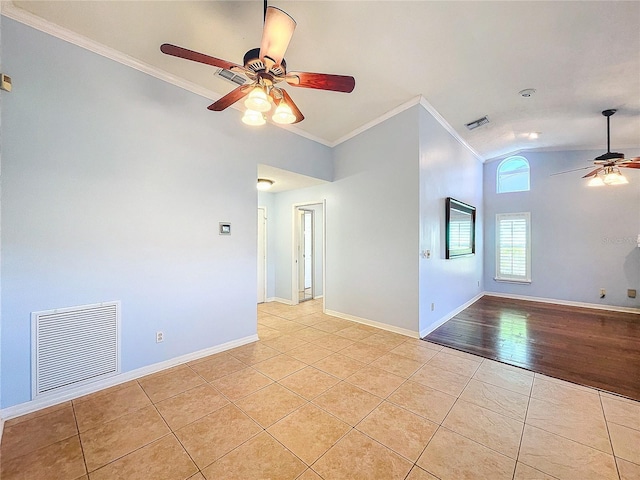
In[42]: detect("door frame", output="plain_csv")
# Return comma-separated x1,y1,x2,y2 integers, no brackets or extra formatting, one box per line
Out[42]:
291,200,326,308
257,206,267,304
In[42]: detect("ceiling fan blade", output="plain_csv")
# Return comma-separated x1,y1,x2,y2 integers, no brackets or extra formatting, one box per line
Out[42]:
161,43,242,70
207,86,251,111
285,72,355,93
259,6,296,68
280,89,304,124
550,166,594,176
620,162,640,169
582,168,603,178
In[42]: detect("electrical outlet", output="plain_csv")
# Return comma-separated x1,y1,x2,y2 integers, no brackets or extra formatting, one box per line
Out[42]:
629,289,637,299
431,303,435,311
156,331,164,343
600,289,606,298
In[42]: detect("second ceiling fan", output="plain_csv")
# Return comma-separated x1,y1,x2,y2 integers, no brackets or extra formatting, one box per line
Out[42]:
161,2,355,126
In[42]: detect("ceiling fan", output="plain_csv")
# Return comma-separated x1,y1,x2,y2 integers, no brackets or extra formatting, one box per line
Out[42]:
553,109,640,186
160,1,355,126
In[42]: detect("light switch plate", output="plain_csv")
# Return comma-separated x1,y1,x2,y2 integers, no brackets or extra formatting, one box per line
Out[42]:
219,223,231,235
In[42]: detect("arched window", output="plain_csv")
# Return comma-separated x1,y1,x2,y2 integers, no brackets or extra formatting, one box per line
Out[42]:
497,156,530,193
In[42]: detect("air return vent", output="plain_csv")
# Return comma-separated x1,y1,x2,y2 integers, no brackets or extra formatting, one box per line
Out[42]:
216,68,248,86
32,301,120,398
465,116,490,130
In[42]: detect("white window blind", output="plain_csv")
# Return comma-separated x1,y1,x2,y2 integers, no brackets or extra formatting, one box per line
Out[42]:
496,213,531,282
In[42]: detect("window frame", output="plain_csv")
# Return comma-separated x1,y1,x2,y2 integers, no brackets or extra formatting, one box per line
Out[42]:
495,212,531,283
497,156,530,193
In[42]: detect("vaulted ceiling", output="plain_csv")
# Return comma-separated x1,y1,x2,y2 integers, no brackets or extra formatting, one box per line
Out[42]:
7,1,640,161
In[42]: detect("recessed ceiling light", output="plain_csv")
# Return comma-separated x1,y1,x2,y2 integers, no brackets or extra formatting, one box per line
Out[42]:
519,88,536,98
528,132,540,139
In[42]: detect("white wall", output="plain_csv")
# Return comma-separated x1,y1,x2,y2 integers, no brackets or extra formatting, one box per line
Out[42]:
257,191,276,300
0,18,332,408
417,107,484,335
484,149,640,308
309,204,324,297
328,107,420,332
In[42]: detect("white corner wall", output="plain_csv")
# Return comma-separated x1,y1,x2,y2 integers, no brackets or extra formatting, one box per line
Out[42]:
0,18,331,408
418,107,484,335
327,107,420,333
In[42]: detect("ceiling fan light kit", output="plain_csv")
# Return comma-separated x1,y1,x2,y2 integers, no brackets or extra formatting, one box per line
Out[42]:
551,109,639,185
579,109,639,186
160,2,355,127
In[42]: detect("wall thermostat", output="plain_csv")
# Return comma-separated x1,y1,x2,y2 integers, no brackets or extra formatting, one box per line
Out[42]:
219,223,231,235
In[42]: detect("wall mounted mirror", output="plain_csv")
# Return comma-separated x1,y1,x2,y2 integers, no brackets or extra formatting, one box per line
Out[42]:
445,197,476,259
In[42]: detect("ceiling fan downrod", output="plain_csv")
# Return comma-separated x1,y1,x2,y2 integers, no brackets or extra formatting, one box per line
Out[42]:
603,109,616,154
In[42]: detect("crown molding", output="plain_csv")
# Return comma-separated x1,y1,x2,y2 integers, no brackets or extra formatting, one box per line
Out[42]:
418,96,484,162
330,95,484,162
329,95,423,148
2,5,219,102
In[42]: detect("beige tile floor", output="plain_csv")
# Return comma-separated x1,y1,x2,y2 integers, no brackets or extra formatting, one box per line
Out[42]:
1,298,639,480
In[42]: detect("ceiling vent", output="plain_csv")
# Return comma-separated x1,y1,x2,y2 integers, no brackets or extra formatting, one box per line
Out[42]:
216,68,248,86
465,116,490,130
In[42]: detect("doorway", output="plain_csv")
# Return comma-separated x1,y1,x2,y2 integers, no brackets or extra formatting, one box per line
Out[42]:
257,207,267,303
293,202,324,305
297,208,314,302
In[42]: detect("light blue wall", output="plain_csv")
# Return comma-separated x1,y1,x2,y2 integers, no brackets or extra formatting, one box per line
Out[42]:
0,19,331,408
417,108,484,334
484,149,640,308
328,108,420,332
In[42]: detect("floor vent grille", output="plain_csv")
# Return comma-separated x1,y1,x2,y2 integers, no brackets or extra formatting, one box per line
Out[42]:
32,301,120,398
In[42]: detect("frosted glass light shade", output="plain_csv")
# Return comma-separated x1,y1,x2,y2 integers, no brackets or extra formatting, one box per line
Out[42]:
242,109,266,126
244,87,271,112
587,176,605,187
603,170,628,185
260,7,296,67
272,102,296,124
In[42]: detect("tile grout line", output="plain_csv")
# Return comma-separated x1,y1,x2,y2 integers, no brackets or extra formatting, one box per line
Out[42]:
70,401,90,478
599,392,623,480
511,367,534,480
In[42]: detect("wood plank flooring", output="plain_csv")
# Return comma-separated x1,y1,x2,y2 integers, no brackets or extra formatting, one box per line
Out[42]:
424,295,640,401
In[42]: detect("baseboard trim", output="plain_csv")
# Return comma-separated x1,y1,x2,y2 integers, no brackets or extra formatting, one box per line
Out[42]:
266,297,295,306
324,310,420,338
0,334,258,421
419,293,484,338
483,292,640,314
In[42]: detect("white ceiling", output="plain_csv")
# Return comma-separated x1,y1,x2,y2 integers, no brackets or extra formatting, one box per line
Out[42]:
7,1,640,164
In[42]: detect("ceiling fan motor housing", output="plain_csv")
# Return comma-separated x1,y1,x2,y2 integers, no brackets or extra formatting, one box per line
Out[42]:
243,48,287,76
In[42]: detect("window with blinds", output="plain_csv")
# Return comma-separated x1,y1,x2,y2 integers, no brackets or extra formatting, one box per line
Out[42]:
496,213,531,282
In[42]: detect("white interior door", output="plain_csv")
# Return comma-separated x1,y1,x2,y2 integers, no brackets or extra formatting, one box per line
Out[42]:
257,207,266,303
